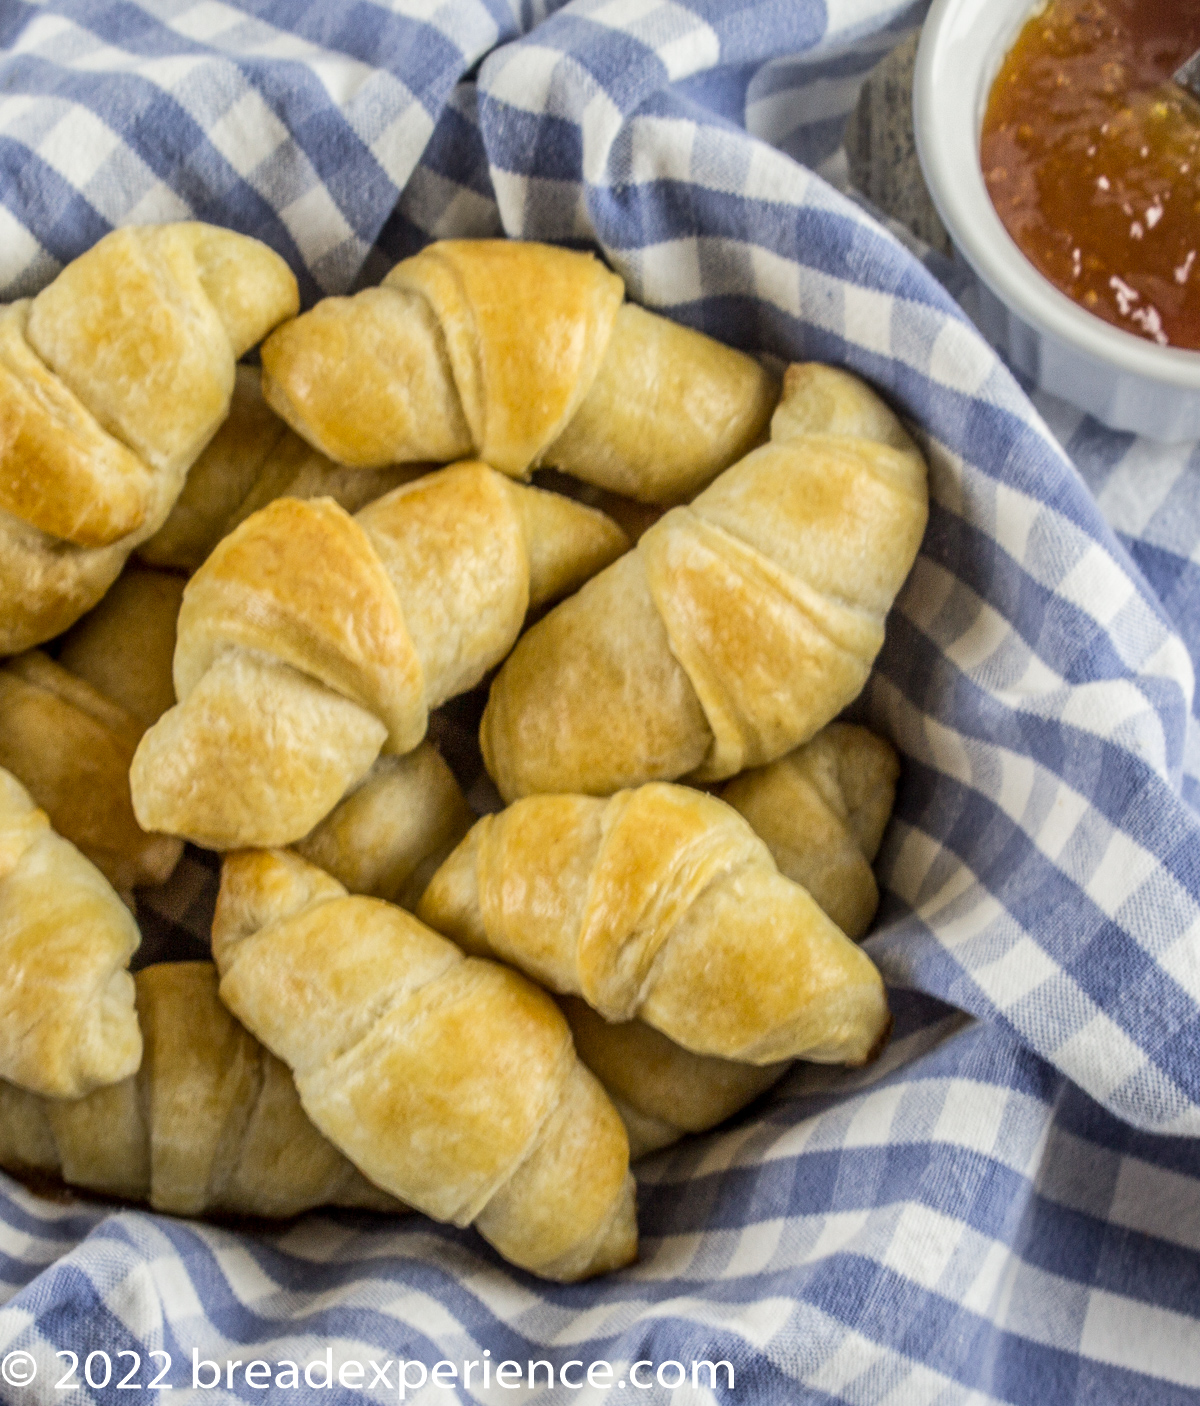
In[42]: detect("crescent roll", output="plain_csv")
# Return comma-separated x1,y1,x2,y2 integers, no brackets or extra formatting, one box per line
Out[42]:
0,767,141,1098
0,223,298,650
212,847,637,1281
261,239,778,502
552,725,900,1157
480,363,929,800
418,783,890,1066
129,462,628,850
0,963,399,1218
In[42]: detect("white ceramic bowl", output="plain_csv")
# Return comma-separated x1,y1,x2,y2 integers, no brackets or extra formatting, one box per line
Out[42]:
913,0,1200,441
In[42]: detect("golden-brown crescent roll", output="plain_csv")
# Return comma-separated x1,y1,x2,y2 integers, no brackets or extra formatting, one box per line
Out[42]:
553,725,898,1159
0,767,141,1098
418,783,890,1066
480,363,928,800
720,722,900,942
0,224,298,651
129,462,628,850
212,847,636,1281
0,963,399,1218
261,239,777,502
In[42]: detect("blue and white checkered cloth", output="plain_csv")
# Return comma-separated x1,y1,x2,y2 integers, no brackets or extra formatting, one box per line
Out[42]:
3,2,1200,1401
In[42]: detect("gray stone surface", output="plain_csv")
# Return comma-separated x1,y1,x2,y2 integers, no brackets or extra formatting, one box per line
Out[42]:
844,32,952,256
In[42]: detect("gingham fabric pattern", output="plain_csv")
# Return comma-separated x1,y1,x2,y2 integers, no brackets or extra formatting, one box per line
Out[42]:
2,2,1200,1402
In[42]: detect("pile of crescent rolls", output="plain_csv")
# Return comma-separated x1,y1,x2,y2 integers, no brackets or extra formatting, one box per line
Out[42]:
0,229,928,1280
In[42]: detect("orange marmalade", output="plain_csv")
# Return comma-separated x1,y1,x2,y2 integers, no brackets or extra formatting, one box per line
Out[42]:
981,0,1200,350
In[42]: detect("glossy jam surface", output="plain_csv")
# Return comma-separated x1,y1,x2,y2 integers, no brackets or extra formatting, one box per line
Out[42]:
981,0,1200,350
